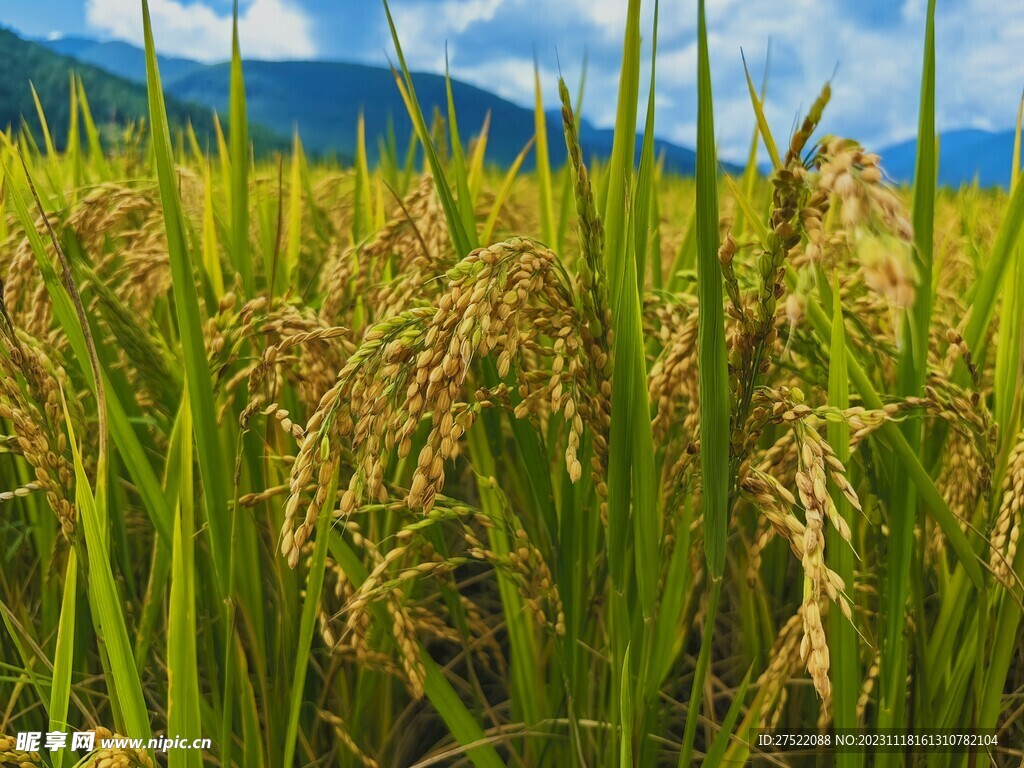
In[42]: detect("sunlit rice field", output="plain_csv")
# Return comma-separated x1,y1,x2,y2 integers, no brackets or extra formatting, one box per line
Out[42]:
1,0,1024,766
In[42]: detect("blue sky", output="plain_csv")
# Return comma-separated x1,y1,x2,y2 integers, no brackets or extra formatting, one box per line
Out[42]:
4,0,1023,161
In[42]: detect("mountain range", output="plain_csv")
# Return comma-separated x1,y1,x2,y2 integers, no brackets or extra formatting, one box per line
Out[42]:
0,27,216,147
40,34,729,175
877,128,1017,189
0,28,1015,187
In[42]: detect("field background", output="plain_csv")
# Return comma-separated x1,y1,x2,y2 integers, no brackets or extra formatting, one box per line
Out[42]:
1,0,1023,766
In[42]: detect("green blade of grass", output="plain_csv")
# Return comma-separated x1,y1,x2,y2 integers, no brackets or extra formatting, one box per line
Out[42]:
353,112,372,244
281,466,338,768
722,172,769,248
168,391,202,768
620,0,661,622
958,158,1024,377
214,111,232,211
467,111,490,204
740,51,781,171
703,665,753,766
695,0,729,583
667,208,696,291
284,131,304,292
678,580,721,767
649,496,693,695
201,160,225,298
534,58,555,246
1013,92,1023,187
733,47,769,240
327,533,507,768
993,91,1024,448
979,95,1024,727
681,8,730,763
142,0,231,591
383,0,471,257
632,0,659,294
66,73,83,191
228,0,252,294
602,0,643,595
17,116,42,162
185,119,204,165
650,158,664,290
401,126,419,193
878,0,937,739
133,406,186,672
29,82,56,158
62,392,152,744
481,137,534,244
75,76,108,177
464,427,545,730
796,272,983,587
0,149,174,546
444,56,478,246
619,643,634,768
48,549,77,768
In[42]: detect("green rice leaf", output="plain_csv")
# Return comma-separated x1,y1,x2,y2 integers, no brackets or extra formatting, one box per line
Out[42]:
722,172,769,249
678,580,721,767
960,157,1024,373
632,0,659,293
879,0,936,736
228,1,252,294
62,391,152,744
740,51,782,171
481,137,534,245
281,469,338,768
329,533,507,768
48,549,77,768
797,275,983,587
695,0,729,581
142,0,232,591
619,644,634,768
29,82,56,158
75,76,108,177
703,665,753,766
445,56,478,246
201,160,225,298
733,48,769,239
168,391,202,768
382,0,472,257
0,148,174,546
353,112,372,244
467,111,490,204
603,0,643,593
534,59,555,246
284,131,304,292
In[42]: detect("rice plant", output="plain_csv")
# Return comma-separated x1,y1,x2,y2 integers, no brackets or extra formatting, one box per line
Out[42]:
1,0,1023,766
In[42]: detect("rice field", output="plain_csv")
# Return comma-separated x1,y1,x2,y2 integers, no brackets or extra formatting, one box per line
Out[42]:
1,0,1024,766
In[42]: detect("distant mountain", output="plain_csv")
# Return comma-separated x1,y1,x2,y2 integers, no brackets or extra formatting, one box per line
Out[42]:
40,36,736,175
17,34,1021,186
877,129,1018,188
0,28,282,152
44,36,206,85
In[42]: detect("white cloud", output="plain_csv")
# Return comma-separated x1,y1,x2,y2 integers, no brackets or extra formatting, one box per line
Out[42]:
568,0,626,34
441,0,1022,161
453,56,537,102
386,0,504,68
84,0,317,62
80,0,1019,157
